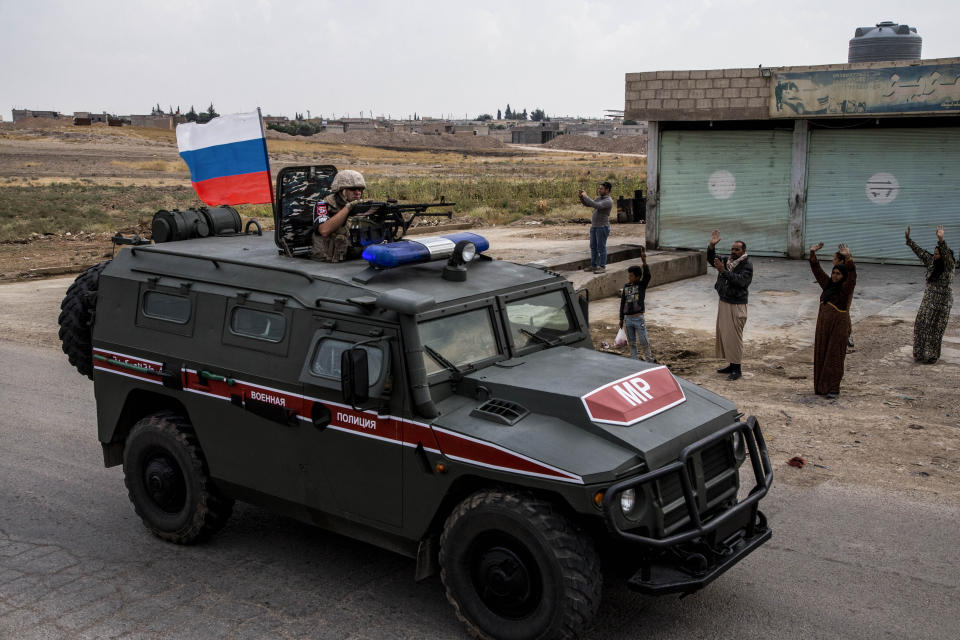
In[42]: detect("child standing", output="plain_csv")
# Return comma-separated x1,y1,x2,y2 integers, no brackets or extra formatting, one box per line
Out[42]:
619,248,654,361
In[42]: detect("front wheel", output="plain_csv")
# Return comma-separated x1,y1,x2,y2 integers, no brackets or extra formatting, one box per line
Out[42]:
123,412,233,544
439,490,601,640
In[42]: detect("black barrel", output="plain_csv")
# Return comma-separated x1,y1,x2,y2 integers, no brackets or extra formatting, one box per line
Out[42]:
151,206,240,243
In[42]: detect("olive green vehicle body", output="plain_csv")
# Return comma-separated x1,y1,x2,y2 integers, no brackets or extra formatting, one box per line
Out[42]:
90,232,771,590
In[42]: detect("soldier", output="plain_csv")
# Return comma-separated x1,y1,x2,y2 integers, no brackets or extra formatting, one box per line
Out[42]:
311,169,370,262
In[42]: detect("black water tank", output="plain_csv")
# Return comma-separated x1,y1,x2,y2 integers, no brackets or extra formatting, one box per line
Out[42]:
848,21,921,63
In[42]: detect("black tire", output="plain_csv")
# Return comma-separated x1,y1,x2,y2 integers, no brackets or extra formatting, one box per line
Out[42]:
58,261,109,379
439,490,601,640
123,412,233,544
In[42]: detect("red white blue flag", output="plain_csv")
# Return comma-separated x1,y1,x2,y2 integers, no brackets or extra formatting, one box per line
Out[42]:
176,109,273,205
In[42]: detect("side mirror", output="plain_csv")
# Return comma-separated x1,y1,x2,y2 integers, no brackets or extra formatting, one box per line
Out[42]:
341,348,369,407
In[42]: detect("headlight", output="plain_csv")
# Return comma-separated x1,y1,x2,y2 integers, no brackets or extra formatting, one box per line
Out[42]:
619,488,637,514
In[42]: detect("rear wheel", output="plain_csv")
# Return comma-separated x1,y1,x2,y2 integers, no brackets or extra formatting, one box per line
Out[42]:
439,490,601,640
123,412,233,544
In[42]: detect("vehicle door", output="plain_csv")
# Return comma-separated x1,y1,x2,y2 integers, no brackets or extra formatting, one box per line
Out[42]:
298,319,403,528
178,293,305,506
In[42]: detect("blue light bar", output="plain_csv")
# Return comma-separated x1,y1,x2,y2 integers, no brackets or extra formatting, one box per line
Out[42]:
362,232,489,269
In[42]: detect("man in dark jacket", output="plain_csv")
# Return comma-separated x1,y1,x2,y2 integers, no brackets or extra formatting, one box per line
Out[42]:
707,229,753,380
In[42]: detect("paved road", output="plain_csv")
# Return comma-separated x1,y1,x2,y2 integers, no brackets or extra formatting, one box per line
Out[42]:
1,341,958,639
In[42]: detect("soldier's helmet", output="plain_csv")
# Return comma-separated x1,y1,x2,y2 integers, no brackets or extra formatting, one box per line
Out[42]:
330,170,366,192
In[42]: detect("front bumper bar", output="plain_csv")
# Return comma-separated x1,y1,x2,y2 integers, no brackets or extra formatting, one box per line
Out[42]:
601,416,774,594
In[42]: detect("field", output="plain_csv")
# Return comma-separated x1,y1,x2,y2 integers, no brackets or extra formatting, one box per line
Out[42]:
0,122,644,245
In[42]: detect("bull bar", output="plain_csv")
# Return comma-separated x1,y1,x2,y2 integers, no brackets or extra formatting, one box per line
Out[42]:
601,416,773,594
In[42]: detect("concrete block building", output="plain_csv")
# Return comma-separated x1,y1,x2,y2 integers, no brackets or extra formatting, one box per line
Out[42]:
627,56,960,263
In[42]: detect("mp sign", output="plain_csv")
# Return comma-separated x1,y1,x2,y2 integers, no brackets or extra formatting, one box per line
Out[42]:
581,366,686,426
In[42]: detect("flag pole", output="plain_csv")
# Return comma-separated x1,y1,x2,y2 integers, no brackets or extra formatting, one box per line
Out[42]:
257,107,276,218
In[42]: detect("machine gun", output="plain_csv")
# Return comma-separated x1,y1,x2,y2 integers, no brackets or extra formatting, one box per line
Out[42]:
346,198,455,247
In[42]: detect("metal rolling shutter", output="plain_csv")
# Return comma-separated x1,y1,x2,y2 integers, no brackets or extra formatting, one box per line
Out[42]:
805,127,960,264
659,130,793,255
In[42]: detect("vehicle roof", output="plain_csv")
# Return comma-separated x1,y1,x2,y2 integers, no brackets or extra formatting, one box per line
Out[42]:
113,234,561,309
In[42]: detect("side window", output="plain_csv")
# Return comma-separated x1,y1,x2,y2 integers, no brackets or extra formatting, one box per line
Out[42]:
230,308,286,342
142,291,191,324
310,339,383,381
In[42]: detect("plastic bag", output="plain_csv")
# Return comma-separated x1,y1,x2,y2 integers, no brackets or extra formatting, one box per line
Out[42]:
614,327,627,347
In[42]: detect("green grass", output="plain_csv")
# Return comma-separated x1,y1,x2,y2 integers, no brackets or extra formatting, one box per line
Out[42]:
0,174,646,241
0,183,202,241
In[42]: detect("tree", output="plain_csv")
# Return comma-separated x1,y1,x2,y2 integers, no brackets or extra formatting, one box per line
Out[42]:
475,113,492,121
520,108,528,121
197,103,219,124
505,104,512,119
530,108,546,122
623,119,638,125
496,109,502,120
186,106,198,122
151,103,163,116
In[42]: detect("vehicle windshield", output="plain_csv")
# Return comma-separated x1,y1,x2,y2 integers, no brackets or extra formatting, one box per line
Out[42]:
505,290,575,349
418,308,499,376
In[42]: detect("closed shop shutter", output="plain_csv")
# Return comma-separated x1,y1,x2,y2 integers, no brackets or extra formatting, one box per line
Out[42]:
659,129,793,255
805,127,960,264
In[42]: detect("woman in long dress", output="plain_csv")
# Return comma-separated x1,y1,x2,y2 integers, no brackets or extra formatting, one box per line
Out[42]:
906,225,955,364
809,243,856,398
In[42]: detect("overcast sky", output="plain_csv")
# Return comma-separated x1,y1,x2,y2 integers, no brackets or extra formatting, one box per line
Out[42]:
2,0,957,121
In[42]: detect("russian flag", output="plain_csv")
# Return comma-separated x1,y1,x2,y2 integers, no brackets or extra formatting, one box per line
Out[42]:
176,110,273,206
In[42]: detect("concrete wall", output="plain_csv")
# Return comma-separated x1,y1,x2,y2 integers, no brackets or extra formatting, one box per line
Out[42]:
12,109,63,122
625,68,770,122
129,115,186,129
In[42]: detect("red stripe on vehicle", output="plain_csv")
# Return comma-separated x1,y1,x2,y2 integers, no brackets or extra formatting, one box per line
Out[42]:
432,427,582,483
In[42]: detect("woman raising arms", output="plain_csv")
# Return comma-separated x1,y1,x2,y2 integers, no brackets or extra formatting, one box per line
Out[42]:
906,225,955,364
809,242,857,398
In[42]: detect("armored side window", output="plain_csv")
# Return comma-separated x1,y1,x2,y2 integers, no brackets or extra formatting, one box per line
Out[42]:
505,289,575,349
142,291,191,324
310,339,383,381
230,308,286,342
418,308,499,376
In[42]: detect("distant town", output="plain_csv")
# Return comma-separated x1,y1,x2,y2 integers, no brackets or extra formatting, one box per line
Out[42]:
7,108,648,145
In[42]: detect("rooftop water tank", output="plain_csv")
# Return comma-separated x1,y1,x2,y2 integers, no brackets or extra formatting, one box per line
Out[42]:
848,21,922,63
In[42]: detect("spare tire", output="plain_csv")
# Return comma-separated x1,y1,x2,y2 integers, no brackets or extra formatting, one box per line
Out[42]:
58,261,109,379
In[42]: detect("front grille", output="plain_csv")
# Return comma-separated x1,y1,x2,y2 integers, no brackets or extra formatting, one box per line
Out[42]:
655,438,738,535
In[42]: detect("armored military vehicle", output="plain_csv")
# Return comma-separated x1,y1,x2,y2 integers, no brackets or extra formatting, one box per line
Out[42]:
59,166,772,640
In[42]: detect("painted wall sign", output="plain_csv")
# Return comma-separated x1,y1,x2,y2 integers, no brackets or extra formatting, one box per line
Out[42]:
770,63,960,117
708,169,736,199
865,172,900,205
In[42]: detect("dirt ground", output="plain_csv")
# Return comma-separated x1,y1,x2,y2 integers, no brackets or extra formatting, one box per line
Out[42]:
1,121,957,507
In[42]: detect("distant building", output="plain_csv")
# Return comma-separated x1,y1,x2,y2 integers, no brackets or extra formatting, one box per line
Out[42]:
12,109,63,123
510,122,560,144
129,115,187,129
562,122,616,137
